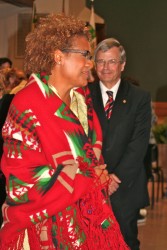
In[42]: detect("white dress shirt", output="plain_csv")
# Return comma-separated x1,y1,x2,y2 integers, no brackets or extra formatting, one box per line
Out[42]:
99,80,121,107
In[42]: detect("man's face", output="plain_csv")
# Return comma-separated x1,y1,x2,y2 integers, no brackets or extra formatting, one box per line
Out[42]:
95,47,125,88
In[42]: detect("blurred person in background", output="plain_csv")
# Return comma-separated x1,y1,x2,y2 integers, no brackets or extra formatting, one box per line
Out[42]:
0,67,26,94
0,67,27,228
0,84,4,105
0,57,12,70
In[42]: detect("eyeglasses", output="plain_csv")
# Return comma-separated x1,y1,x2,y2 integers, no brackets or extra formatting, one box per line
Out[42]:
95,59,121,66
61,49,92,60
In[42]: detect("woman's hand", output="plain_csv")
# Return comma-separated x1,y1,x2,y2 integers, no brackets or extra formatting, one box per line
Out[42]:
94,164,109,185
94,165,121,195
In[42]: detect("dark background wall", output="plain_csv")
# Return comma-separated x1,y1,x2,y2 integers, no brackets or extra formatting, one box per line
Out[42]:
86,0,167,101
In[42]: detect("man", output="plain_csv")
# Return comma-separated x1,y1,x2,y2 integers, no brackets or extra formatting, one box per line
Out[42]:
89,38,151,250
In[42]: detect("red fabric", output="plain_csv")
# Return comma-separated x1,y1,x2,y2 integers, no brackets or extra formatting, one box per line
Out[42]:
0,74,129,249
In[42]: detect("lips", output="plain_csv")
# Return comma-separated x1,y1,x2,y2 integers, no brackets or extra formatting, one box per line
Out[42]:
82,71,89,78
102,70,112,74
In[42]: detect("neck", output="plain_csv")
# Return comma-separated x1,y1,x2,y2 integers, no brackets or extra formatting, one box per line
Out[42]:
60,91,71,106
102,79,120,89
48,73,71,106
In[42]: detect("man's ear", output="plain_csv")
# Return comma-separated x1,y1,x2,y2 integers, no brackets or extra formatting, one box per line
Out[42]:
121,61,126,72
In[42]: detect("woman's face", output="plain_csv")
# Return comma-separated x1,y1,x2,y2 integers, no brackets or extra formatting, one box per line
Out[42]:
61,36,93,89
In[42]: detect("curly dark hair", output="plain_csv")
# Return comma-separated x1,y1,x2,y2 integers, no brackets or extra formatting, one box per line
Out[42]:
0,57,12,69
24,14,89,75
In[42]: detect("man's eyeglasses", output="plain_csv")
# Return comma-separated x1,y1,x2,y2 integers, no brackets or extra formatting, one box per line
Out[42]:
95,59,121,66
61,49,92,60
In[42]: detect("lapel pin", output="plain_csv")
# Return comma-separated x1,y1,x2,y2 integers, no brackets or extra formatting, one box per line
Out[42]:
123,99,127,103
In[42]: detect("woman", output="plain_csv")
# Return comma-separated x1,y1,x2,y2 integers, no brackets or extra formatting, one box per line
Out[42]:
0,14,129,249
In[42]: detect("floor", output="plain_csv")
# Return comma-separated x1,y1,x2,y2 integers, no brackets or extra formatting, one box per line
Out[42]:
138,183,167,250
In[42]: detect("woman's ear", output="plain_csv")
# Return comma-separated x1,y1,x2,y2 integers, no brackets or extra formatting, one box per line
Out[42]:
54,50,64,65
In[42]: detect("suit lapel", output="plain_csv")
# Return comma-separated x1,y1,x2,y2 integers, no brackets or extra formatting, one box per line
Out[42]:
88,82,108,132
89,80,130,138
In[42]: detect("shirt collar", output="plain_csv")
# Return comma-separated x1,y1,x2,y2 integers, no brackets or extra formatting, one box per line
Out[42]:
99,79,121,106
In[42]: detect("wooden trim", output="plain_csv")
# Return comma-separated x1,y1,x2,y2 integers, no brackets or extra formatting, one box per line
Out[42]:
0,0,33,7
15,13,31,58
153,102,167,124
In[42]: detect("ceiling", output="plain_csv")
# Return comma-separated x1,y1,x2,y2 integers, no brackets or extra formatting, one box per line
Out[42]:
0,0,33,7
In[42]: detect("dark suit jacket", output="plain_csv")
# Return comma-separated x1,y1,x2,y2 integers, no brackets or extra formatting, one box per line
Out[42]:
89,79,151,210
0,94,14,217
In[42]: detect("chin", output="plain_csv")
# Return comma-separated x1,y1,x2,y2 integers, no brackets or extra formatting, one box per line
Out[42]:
83,81,88,87
79,80,88,87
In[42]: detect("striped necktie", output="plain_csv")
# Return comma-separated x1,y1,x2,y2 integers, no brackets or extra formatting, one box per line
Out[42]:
105,91,114,119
